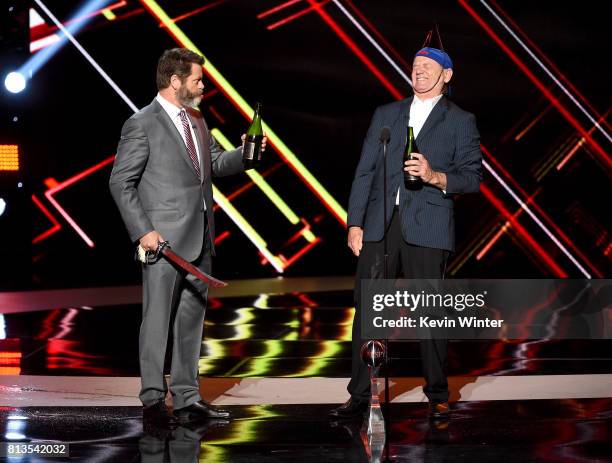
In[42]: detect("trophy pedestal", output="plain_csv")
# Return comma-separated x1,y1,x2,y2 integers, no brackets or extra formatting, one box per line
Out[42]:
366,365,385,436
363,365,386,462
360,340,390,462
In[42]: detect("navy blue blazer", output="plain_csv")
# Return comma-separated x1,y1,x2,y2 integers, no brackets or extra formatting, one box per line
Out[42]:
347,96,483,252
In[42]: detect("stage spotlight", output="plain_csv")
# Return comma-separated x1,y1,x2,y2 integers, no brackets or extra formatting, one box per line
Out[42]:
4,71,26,94
0,198,6,217
20,0,112,78
1,2,30,95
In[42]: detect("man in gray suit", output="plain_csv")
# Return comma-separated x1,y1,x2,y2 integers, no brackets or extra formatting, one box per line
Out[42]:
330,47,482,419
109,48,265,425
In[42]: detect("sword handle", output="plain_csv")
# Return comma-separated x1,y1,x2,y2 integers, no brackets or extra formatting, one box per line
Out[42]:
140,241,170,264
153,241,170,261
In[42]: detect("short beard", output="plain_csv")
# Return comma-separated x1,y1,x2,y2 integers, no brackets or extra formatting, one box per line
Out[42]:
176,85,201,108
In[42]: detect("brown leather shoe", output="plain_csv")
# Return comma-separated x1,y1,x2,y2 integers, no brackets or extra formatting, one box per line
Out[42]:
428,401,450,420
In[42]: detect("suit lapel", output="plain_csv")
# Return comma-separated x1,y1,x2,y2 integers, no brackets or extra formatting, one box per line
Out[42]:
415,96,448,145
387,98,412,202
391,97,412,154
401,96,412,129
152,99,200,180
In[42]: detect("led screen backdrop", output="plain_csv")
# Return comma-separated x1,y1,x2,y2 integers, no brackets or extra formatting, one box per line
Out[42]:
0,0,609,289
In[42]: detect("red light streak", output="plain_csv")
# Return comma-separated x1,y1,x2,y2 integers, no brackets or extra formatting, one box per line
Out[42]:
458,0,611,171
284,223,314,246
169,0,227,24
207,105,226,124
481,184,567,277
258,0,303,19
214,230,231,245
514,105,552,141
476,222,511,261
343,0,412,74
282,237,321,267
305,0,405,100
489,0,611,134
557,109,611,171
267,0,330,30
31,194,62,244
43,156,116,248
482,146,602,277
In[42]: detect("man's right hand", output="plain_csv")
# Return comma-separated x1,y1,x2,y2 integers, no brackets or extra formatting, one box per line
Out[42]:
348,226,363,256
139,230,164,251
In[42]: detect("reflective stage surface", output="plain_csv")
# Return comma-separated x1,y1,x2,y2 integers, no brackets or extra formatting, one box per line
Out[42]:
2,289,611,378
0,400,611,462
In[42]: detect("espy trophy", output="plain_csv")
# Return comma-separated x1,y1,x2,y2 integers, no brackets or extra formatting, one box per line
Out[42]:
361,339,386,436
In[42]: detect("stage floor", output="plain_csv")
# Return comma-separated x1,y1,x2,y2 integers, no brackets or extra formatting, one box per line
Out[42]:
0,400,611,462
0,277,611,462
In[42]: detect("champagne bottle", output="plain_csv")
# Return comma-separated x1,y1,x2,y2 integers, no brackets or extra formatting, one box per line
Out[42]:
243,102,263,169
403,126,421,188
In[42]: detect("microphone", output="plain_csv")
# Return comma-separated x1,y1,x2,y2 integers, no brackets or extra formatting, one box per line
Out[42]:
380,126,391,144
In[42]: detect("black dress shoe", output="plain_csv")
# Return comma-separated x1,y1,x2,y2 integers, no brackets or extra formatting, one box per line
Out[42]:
328,397,369,418
143,399,177,426
428,401,450,420
173,400,232,423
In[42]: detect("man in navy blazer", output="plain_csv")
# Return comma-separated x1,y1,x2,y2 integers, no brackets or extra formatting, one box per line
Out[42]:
330,47,483,419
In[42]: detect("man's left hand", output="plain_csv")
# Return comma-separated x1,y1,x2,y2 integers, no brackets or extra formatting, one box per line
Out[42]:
241,134,268,152
404,152,434,183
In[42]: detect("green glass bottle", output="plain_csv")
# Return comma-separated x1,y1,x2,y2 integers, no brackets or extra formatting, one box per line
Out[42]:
243,103,263,169
403,126,421,188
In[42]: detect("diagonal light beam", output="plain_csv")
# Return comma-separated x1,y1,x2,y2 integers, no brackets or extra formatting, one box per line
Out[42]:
458,0,611,171
32,1,287,270
32,0,138,112
481,0,611,143
211,128,317,243
331,0,412,84
140,0,348,225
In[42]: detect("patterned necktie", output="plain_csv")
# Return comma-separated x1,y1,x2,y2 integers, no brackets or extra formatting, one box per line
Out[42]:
179,109,201,179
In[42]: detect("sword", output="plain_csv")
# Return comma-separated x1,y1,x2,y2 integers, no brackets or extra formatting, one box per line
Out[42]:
137,241,228,288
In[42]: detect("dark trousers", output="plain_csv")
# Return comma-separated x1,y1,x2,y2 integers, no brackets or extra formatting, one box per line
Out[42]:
347,208,450,403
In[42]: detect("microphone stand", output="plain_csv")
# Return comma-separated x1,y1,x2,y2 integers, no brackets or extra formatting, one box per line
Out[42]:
381,133,392,462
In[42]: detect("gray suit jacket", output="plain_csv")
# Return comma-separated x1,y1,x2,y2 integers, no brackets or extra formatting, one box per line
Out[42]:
109,99,244,261
347,96,483,252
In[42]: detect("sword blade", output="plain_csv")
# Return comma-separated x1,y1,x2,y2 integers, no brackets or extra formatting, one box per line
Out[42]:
160,248,228,288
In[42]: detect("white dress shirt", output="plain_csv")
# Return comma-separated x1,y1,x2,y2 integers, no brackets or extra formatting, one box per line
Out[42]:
396,94,444,205
156,93,202,172
156,94,205,210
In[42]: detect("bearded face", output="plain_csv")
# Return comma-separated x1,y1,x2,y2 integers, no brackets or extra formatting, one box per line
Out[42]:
176,84,202,108
175,63,204,108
